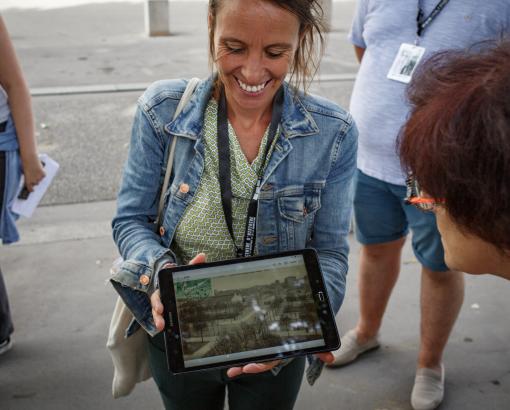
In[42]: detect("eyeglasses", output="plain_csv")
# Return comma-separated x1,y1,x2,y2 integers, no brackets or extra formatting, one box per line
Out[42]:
405,176,444,212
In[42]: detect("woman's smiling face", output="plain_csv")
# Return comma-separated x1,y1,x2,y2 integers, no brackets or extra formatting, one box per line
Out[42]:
211,0,300,115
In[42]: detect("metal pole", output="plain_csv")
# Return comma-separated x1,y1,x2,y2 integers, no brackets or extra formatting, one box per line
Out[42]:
144,0,170,37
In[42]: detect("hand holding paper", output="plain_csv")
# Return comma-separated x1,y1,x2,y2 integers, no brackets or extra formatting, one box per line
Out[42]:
12,153,59,218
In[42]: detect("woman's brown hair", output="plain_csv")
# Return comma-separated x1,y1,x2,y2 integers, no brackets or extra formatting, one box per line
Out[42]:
399,40,510,250
208,0,325,93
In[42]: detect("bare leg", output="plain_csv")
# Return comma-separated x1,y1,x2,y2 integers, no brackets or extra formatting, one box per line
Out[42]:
417,267,464,369
355,237,406,343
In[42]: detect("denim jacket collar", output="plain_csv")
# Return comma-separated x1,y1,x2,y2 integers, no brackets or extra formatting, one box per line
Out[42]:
165,75,319,140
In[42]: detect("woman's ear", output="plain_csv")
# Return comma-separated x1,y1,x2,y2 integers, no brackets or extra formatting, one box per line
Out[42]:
208,12,216,57
208,12,213,34
208,11,217,67
207,11,216,41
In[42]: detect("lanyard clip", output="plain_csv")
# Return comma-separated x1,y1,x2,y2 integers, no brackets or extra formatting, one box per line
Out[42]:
252,179,262,201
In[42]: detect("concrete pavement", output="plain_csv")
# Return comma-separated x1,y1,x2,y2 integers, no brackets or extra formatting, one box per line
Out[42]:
0,1,509,409
1,201,509,409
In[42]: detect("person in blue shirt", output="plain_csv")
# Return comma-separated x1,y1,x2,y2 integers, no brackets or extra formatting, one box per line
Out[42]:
326,1,510,410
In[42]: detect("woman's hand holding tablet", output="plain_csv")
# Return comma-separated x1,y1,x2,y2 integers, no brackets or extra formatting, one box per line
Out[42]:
150,253,207,332
226,352,334,378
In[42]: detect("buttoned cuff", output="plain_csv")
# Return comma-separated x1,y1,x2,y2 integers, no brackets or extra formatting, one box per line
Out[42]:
151,255,177,294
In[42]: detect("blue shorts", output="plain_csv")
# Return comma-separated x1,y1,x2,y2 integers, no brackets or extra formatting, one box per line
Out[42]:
353,169,448,272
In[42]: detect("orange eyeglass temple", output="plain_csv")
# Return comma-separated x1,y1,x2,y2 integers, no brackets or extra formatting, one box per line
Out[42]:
407,197,437,204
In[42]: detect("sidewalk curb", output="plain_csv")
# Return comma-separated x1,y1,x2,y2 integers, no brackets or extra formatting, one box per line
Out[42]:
12,200,116,246
30,74,358,97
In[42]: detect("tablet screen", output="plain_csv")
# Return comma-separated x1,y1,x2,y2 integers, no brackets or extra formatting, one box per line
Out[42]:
172,254,326,368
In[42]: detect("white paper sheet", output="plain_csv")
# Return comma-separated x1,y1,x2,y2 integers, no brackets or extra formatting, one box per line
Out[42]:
12,153,60,218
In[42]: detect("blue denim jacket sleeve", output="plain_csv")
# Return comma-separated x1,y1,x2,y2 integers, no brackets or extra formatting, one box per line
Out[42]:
302,115,357,387
311,119,358,314
111,98,177,334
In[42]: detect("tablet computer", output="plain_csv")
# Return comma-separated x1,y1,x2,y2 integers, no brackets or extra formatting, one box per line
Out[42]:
158,248,340,374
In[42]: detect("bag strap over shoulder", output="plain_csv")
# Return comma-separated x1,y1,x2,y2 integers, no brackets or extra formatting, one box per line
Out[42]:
156,77,200,227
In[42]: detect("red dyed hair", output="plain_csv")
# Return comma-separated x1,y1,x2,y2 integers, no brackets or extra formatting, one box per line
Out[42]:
399,40,510,250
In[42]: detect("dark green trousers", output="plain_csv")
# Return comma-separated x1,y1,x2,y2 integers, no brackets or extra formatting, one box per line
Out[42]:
148,333,305,410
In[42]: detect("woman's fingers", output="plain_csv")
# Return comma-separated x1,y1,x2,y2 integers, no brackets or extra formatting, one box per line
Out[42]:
226,360,281,378
150,289,165,331
315,352,334,364
150,289,163,314
241,361,280,373
23,159,46,191
188,253,207,265
151,254,206,332
226,366,243,378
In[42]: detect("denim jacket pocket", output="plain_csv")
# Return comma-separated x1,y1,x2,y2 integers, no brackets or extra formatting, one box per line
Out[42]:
277,183,323,248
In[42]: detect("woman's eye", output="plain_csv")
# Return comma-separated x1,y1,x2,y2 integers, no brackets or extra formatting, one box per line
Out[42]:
227,46,244,54
266,50,285,58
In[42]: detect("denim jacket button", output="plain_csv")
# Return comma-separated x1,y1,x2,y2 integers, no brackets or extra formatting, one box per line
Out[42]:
179,183,190,194
139,274,150,286
159,226,165,236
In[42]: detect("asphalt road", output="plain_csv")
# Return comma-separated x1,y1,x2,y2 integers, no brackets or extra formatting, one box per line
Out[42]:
3,1,358,206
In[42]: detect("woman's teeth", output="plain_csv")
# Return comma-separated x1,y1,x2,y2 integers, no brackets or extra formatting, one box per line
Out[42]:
238,79,267,93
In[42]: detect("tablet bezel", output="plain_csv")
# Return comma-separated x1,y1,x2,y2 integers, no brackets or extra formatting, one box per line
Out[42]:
158,248,340,374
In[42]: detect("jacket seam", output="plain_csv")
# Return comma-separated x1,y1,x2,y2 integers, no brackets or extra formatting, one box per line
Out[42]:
137,100,167,145
305,105,353,124
329,118,352,173
139,88,185,112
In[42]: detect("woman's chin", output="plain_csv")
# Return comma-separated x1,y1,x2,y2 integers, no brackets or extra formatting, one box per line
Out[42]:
444,250,488,275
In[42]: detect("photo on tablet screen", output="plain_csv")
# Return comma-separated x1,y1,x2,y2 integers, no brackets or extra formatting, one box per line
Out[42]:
172,254,326,368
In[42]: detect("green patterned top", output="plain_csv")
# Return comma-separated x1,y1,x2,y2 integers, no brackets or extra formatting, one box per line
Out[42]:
171,98,278,264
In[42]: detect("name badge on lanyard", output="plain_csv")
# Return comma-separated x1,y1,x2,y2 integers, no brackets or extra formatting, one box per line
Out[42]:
387,0,450,84
387,43,426,84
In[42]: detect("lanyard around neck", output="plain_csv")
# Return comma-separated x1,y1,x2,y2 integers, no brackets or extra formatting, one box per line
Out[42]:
217,85,284,257
416,0,450,37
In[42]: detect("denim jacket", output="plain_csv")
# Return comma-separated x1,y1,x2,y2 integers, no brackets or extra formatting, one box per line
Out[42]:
111,76,358,338
0,115,22,244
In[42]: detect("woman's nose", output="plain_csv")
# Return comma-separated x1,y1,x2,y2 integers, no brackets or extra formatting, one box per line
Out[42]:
241,52,264,83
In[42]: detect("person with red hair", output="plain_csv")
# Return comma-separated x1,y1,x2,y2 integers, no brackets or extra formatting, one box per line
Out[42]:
400,40,510,280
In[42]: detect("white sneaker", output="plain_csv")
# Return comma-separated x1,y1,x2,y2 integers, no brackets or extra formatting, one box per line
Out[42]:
0,336,13,356
411,364,445,410
326,328,380,368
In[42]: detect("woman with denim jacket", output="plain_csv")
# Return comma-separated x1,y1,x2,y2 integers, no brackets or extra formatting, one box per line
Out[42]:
112,0,357,409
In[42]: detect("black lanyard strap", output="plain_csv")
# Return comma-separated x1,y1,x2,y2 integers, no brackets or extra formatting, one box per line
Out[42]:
417,0,450,37
217,85,284,257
